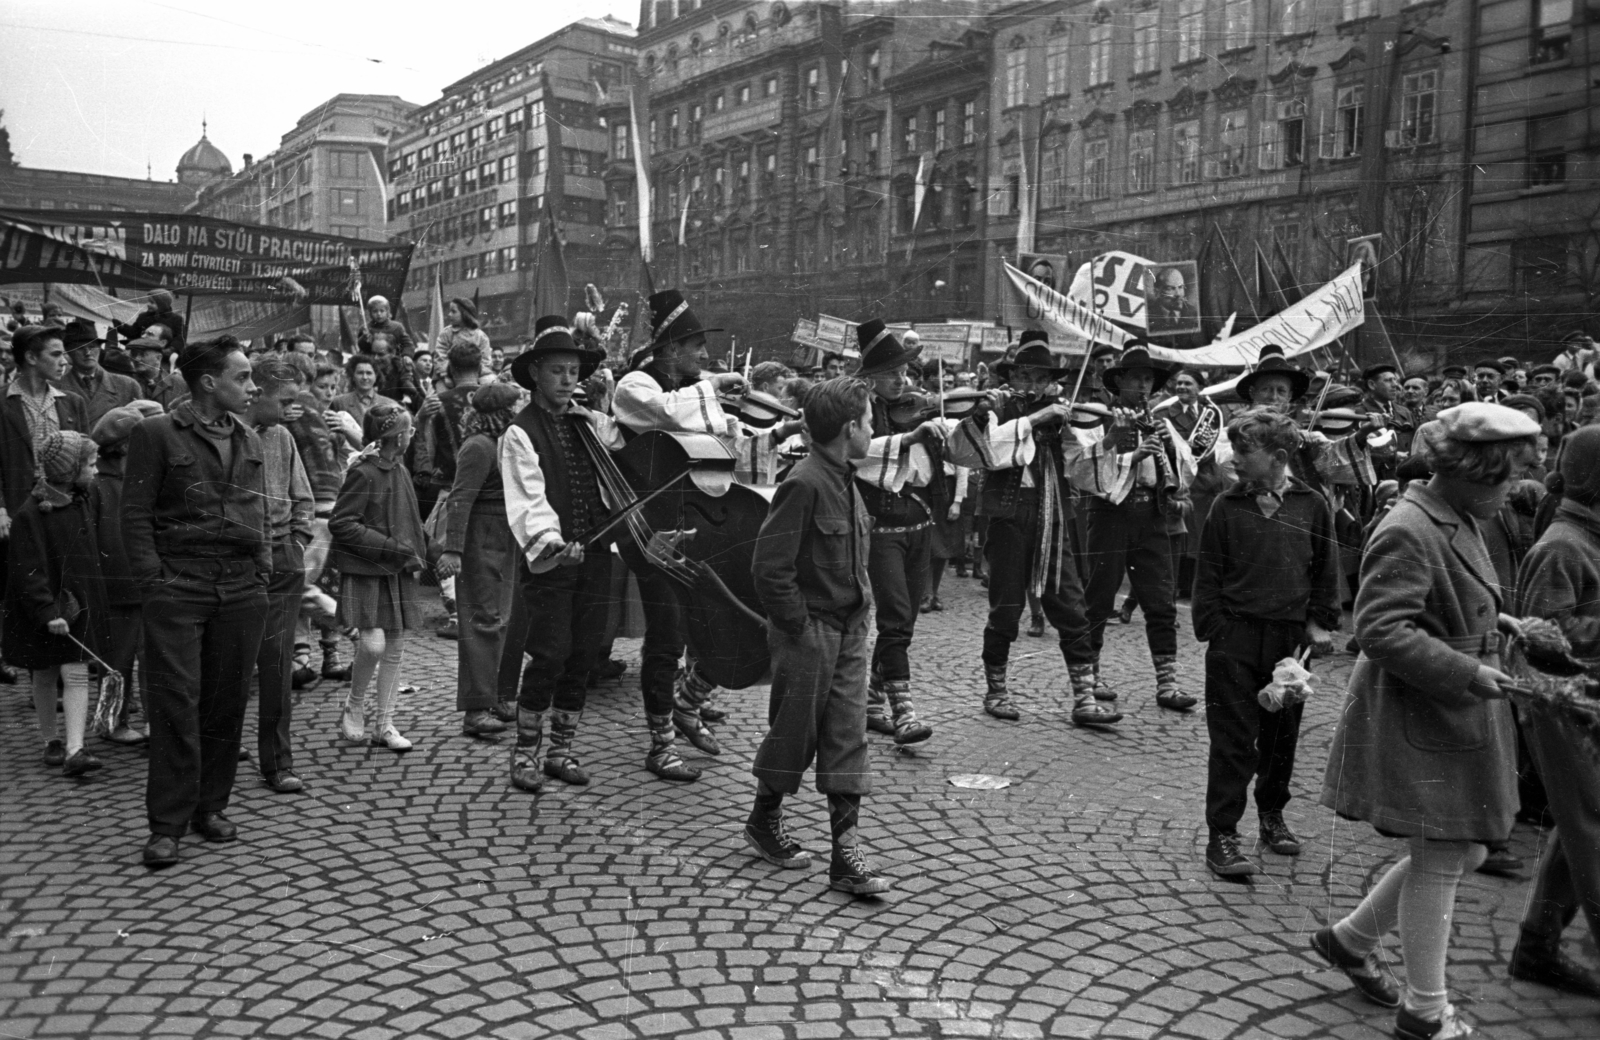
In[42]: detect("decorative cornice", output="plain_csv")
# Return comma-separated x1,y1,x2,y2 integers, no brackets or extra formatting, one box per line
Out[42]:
1128,69,1162,89
1402,0,1448,30
1124,99,1161,128
1213,76,1258,103
1329,47,1366,72
1166,85,1207,118
1269,61,1319,85
1335,14,1380,38
1079,108,1117,132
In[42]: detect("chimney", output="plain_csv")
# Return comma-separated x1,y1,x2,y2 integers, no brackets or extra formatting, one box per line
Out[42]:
243,153,253,168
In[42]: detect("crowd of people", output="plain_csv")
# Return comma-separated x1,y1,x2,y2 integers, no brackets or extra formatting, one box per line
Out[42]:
4,286,1599,1040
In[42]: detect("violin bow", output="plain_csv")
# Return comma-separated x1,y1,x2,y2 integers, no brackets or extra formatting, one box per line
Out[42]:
575,471,689,549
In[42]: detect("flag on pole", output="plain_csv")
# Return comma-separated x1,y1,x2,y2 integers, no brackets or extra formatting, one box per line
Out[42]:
535,200,570,315
678,192,690,247
628,77,654,265
1016,139,1035,256
427,270,445,354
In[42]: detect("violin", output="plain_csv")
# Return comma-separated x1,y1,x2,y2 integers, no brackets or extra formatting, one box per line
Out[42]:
884,388,993,427
717,388,800,430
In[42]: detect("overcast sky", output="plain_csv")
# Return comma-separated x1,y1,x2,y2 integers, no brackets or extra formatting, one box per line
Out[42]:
0,0,638,181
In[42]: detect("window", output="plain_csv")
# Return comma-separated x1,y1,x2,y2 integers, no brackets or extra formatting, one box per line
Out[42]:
1272,221,1302,264
1399,71,1437,146
666,109,679,149
1277,0,1305,35
711,91,725,113
903,114,919,155
479,206,494,234
1340,0,1375,19
737,158,751,198
1259,97,1305,168
805,143,820,184
528,100,544,128
1172,121,1200,184
498,246,518,274
962,100,977,145
468,124,485,150
764,75,779,97
1132,10,1159,74
738,84,751,105
1219,110,1248,176
1529,112,1570,185
689,104,703,143
1534,0,1572,62
335,189,360,215
1084,139,1110,199
1177,0,1204,63
487,115,505,140
1007,171,1021,213
934,108,947,152
508,106,526,131
762,151,777,194
649,117,659,151
450,132,467,155
1041,143,1066,208
804,66,821,108
1129,129,1155,192
463,253,481,280
332,151,363,179
498,201,517,228
1223,0,1252,49
1337,85,1364,157
481,160,498,187
299,194,313,223
525,147,543,176
1087,24,1112,86
866,47,881,88
866,128,880,170
298,158,311,185
463,165,479,194
1004,48,1027,109
1046,37,1070,96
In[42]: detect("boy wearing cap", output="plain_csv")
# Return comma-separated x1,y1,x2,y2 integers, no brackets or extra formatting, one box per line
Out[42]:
1064,342,1198,711
747,377,890,895
1193,409,1339,877
946,331,1120,728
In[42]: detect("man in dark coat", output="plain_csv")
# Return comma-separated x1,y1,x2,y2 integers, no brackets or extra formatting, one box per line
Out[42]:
59,319,142,426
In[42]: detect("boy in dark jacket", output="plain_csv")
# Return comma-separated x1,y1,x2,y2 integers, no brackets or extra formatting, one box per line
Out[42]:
747,377,888,896
1193,408,1339,878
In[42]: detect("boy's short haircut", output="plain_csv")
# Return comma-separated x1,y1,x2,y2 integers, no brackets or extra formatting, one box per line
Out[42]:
1225,407,1301,456
282,351,316,385
251,356,299,395
177,335,244,390
447,342,482,375
801,377,871,444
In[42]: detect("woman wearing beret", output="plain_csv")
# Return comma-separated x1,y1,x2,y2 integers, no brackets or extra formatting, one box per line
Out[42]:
1311,403,1541,1040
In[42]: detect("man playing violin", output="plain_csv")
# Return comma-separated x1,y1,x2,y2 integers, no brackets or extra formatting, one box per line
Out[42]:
1064,342,1199,712
946,332,1121,727
609,289,750,777
853,320,947,745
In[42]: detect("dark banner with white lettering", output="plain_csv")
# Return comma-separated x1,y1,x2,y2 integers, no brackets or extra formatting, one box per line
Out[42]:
0,209,412,305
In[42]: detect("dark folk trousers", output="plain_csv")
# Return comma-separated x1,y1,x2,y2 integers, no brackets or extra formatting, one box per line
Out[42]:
255,566,305,776
752,617,871,796
1203,618,1307,834
1083,496,1178,658
616,539,684,716
866,527,929,684
982,492,1094,669
143,573,268,837
515,553,613,714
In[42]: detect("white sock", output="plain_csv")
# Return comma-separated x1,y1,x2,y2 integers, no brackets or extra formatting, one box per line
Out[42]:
1334,855,1411,956
61,662,88,755
347,628,385,718
371,630,405,731
1398,838,1475,1016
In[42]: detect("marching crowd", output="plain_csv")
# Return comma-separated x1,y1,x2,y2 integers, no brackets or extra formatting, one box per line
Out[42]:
5,285,1600,1040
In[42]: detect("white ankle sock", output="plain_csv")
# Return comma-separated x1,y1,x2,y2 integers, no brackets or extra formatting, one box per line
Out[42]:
61,663,88,755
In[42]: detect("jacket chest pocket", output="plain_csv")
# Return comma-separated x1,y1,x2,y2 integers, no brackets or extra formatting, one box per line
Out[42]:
812,515,852,570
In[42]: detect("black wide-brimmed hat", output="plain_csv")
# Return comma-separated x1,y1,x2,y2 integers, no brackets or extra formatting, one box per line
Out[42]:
1236,344,1311,401
855,319,922,376
511,314,605,391
59,318,104,352
628,289,723,371
996,341,1069,380
1101,341,1173,394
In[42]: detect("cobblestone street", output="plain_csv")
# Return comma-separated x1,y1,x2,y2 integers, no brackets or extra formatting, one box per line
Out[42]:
2,575,1597,1039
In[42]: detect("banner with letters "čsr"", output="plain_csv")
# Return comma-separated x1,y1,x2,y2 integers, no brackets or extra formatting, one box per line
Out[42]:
0,210,412,304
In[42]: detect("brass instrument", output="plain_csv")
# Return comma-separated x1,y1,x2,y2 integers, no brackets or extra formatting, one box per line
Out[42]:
1183,399,1225,462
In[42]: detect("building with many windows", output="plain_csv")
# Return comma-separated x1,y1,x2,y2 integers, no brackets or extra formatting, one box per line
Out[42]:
600,0,988,360
982,0,1469,363
1460,0,1600,349
387,17,636,346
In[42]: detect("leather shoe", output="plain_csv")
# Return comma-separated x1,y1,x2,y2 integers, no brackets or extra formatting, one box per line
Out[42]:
262,770,305,793
1510,937,1600,999
143,834,180,869
190,812,238,843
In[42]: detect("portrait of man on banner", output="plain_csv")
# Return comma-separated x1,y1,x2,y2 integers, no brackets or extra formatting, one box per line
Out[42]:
1346,233,1381,300
1144,261,1200,336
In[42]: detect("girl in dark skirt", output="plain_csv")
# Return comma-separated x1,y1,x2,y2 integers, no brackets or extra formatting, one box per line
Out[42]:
6,431,111,776
329,399,430,752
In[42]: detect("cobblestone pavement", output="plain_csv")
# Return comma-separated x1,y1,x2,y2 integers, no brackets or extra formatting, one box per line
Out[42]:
2,574,1597,1039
